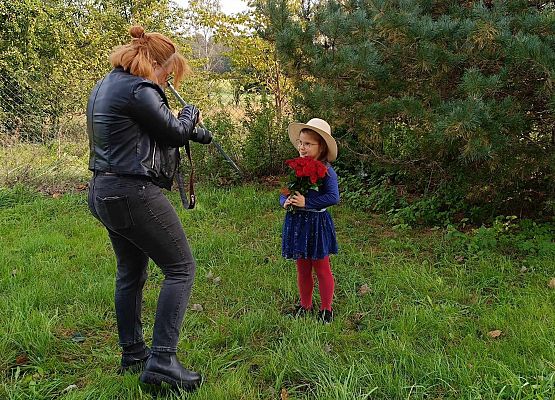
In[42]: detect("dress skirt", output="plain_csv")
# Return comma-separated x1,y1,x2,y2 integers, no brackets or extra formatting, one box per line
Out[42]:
282,209,338,260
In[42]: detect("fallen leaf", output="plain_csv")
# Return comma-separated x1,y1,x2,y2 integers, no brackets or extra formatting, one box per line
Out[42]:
206,271,214,280
454,255,465,263
487,329,502,339
71,332,86,343
468,293,479,304
264,255,277,264
280,188,291,196
280,388,289,400
61,384,78,394
323,344,332,353
213,276,221,284
52,193,62,199
548,278,555,289
520,266,528,273
191,304,203,312
358,284,371,295
15,354,28,365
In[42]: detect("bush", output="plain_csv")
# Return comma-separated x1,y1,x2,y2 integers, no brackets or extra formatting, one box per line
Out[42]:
445,216,555,258
265,0,555,221
241,92,295,178
191,112,243,184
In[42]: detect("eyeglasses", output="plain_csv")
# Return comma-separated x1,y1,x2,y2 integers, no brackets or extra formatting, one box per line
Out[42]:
297,140,319,149
155,63,173,81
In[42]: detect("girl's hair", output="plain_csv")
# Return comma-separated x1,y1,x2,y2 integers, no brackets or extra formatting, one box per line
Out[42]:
109,25,191,88
301,128,329,162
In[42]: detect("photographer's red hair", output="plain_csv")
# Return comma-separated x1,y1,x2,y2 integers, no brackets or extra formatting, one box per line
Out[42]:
109,25,191,88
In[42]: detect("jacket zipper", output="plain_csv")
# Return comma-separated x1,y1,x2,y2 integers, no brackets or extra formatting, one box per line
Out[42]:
151,143,157,169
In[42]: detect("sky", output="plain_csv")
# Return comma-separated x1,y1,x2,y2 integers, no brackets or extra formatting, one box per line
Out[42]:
175,0,250,15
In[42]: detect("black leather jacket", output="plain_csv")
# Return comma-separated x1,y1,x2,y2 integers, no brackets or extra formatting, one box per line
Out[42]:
87,67,198,188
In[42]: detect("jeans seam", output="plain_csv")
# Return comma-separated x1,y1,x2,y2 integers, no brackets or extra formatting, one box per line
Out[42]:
141,185,186,260
169,285,187,344
140,184,188,348
132,273,142,344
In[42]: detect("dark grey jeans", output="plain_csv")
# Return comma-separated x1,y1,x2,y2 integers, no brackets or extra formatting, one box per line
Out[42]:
88,173,196,353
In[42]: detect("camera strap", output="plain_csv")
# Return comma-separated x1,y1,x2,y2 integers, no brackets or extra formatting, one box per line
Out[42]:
176,141,195,209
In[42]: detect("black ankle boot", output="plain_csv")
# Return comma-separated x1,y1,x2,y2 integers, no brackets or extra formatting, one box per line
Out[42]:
120,344,150,374
292,304,313,318
318,309,333,324
139,352,202,391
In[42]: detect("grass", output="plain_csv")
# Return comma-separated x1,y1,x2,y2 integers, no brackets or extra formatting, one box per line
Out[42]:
0,184,554,399
0,133,90,193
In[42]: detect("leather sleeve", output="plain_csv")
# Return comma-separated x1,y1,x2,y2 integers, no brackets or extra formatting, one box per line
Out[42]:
129,83,195,147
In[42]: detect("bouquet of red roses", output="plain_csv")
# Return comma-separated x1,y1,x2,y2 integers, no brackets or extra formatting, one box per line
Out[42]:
281,157,328,211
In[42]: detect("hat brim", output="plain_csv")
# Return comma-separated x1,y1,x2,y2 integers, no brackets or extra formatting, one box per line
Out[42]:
288,123,338,162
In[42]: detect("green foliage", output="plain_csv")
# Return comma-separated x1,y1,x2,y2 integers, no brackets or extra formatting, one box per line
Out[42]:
0,0,296,187
338,171,398,212
263,0,555,219
190,111,244,183
0,135,90,192
241,92,295,177
446,215,555,259
0,0,188,142
0,0,78,141
338,170,471,226
0,185,40,208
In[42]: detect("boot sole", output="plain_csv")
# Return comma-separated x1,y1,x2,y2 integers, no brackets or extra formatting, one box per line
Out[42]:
140,371,201,391
118,361,146,375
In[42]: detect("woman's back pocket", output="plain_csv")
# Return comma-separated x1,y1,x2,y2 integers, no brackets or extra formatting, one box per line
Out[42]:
95,195,134,230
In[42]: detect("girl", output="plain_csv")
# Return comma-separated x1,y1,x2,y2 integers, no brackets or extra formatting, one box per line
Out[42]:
280,118,340,323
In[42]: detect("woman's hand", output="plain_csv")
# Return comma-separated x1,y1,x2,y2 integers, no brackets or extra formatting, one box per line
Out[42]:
288,191,305,208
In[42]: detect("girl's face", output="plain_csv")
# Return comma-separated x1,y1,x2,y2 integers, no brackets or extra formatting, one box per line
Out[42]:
297,130,322,160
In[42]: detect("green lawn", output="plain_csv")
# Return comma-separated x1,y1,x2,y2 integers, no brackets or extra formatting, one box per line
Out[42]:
0,185,554,399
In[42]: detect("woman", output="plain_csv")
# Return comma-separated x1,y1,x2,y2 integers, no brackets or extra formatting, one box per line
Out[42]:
87,25,210,391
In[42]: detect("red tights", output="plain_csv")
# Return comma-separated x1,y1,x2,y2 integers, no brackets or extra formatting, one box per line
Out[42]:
296,256,335,311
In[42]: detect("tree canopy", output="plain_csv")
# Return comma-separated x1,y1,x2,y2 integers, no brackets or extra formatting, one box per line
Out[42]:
262,0,555,219
2,0,555,220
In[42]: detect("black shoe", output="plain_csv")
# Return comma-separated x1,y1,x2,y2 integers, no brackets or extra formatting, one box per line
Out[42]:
292,304,313,318
119,345,150,374
139,352,202,391
318,309,333,324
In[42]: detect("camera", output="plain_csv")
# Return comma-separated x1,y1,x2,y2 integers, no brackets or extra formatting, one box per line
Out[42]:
192,126,212,144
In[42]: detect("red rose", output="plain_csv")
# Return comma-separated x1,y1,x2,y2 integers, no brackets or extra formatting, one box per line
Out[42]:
282,157,328,204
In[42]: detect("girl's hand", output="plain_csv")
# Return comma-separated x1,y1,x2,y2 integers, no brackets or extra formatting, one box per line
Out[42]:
289,191,305,208
283,197,293,209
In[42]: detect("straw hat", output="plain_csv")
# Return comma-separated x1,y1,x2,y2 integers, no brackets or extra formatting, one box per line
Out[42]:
288,118,338,162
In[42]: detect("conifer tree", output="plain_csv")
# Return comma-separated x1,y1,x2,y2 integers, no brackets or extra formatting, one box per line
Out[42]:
261,0,555,216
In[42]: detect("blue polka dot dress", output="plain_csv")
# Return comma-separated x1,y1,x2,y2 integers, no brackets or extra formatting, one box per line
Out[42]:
280,165,339,260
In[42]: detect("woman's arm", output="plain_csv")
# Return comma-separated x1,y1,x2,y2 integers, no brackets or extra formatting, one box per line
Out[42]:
130,83,196,147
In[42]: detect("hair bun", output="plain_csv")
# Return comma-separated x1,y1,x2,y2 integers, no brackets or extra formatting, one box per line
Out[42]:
129,25,145,39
